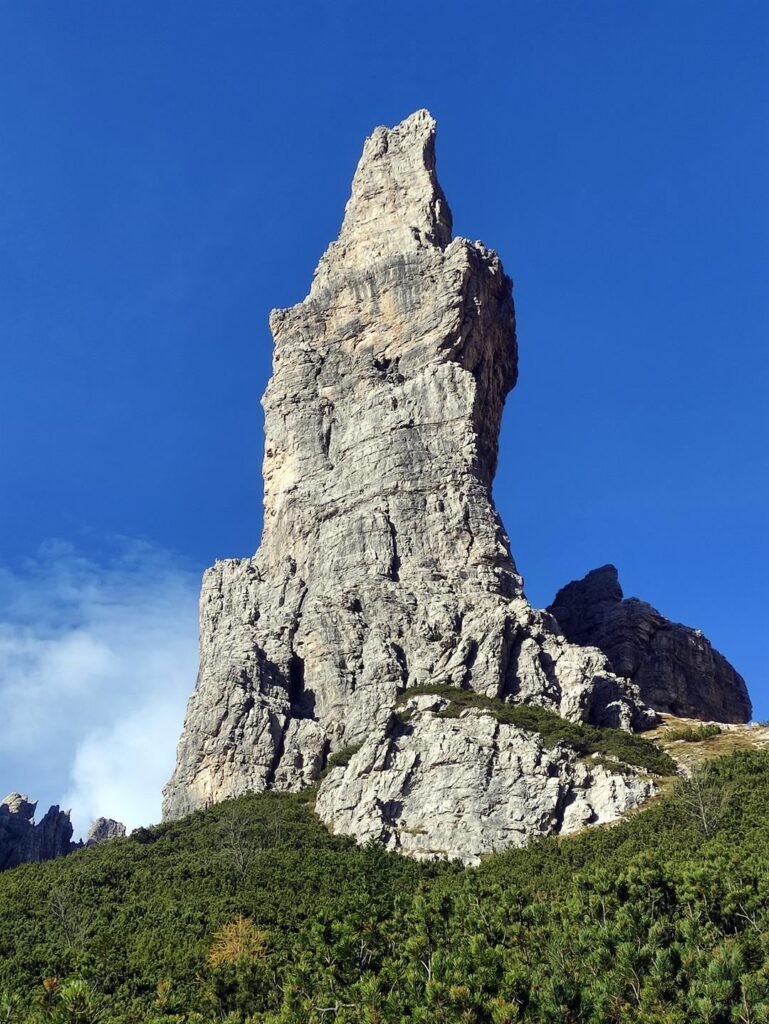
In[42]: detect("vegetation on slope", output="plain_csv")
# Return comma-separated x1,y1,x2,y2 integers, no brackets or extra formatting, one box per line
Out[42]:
666,723,723,743
648,716,769,776
395,684,676,775
2,751,769,1022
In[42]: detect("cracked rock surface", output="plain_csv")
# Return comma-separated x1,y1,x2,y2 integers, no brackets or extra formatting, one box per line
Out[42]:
316,696,655,865
163,110,656,858
549,565,752,724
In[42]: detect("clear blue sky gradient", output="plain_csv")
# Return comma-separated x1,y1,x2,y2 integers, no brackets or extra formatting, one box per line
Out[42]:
2,4,767,711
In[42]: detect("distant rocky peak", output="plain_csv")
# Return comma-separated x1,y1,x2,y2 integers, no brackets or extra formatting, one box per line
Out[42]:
551,564,625,617
0,793,127,869
549,566,751,724
86,817,127,845
0,793,74,871
1,792,37,820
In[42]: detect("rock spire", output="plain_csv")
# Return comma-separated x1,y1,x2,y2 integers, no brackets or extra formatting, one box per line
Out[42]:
163,111,656,861
0,793,74,870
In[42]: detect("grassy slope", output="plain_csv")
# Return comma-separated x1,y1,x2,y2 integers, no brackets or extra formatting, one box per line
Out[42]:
2,751,769,1022
650,713,769,774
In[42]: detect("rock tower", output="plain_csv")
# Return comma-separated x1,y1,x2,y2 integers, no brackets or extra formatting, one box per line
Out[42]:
0,793,74,870
164,111,656,861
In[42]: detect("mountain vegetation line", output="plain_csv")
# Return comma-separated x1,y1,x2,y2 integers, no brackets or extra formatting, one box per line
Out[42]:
1,751,769,1023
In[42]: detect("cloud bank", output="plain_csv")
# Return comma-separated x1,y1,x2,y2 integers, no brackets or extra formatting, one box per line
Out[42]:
0,540,199,837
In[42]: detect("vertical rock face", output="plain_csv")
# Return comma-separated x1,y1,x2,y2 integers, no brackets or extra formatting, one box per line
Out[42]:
548,565,752,724
0,793,75,871
163,111,656,858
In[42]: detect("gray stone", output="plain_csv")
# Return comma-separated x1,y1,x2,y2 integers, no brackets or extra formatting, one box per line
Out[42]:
86,817,127,845
163,110,657,860
548,565,751,723
316,701,654,865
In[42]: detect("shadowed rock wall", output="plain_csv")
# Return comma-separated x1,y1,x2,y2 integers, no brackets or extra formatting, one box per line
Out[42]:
548,565,751,724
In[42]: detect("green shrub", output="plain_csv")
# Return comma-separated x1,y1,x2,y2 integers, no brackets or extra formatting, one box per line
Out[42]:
317,742,364,781
4,748,769,1022
667,722,723,743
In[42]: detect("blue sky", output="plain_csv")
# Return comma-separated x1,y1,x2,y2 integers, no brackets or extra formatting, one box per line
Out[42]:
1,2,767,831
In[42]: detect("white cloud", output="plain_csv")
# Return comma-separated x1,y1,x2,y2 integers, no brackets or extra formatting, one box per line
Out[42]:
0,540,199,837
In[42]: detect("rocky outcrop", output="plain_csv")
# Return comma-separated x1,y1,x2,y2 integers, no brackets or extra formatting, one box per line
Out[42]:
548,565,751,724
0,796,127,870
163,110,657,860
316,694,655,865
0,793,74,871
86,817,126,845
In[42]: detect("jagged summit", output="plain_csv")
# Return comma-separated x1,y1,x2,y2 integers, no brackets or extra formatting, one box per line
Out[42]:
2,793,36,820
0,792,73,870
0,794,128,870
163,112,656,862
549,565,752,724
311,109,452,293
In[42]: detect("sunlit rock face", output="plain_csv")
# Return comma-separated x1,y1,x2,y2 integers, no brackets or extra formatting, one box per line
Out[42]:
549,565,752,725
163,111,655,860
314,693,656,866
